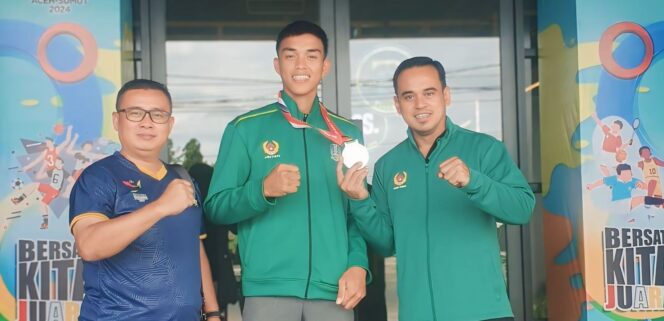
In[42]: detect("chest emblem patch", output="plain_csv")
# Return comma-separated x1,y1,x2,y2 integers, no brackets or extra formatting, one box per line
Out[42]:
263,140,281,159
122,179,148,202
393,171,408,190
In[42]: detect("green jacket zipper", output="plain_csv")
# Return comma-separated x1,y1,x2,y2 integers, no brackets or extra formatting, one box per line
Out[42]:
303,114,313,298
425,161,438,321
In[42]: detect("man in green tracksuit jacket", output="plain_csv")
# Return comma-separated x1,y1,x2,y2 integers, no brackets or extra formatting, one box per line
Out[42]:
338,56,535,321
205,21,369,321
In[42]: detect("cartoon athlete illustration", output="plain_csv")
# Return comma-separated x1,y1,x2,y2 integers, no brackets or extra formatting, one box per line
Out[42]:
63,140,104,196
9,129,113,232
35,157,70,229
591,112,629,176
22,125,74,178
638,146,664,200
587,163,664,221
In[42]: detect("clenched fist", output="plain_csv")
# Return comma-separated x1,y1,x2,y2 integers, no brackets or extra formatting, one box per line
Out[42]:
154,179,196,217
263,164,301,197
438,156,470,188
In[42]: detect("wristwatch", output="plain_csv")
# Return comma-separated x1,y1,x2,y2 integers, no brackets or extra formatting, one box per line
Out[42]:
202,310,222,320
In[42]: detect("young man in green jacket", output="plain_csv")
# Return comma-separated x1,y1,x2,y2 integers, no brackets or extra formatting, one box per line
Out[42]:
205,21,369,321
338,56,535,321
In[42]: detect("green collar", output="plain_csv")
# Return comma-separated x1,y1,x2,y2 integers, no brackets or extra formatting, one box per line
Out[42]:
406,116,457,159
279,90,321,122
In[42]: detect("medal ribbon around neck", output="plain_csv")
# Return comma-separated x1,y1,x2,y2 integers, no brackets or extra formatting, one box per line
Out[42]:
277,91,350,146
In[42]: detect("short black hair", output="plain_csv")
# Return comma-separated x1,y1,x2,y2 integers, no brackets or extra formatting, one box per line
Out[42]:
616,163,631,175
639,146,651,155
392,56,447,94
276,20,328,57
115,79,172,111
613,120,623,129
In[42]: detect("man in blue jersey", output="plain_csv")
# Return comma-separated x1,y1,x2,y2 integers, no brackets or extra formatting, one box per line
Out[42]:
69,79,221,321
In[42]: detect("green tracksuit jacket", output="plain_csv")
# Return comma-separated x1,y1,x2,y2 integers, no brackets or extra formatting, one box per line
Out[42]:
350,117,535,321
204,91,369,301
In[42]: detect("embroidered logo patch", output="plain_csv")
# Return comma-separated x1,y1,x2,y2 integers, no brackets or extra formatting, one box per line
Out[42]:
122,180,141,192
263,140,280,159
122,179,148,202
393,171,408,190
330,144,341,161
132,193,149,202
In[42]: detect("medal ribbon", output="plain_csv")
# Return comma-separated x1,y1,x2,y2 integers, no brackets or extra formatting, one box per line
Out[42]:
277,91,349,145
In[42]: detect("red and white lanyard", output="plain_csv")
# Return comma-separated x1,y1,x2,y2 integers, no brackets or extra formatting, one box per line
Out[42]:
276,91,349,145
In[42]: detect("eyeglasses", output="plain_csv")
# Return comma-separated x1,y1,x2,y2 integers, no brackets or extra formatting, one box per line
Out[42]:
117,107,171,124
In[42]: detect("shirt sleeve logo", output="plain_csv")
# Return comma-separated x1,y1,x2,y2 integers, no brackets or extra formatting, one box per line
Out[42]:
262,140,281,159
393,171,408,190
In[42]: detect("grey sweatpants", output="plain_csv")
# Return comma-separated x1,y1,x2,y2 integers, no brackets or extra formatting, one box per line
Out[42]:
243,297,354,321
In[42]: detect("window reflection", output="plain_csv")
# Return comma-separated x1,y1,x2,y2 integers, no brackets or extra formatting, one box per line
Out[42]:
167,41,281,163
350,38,502,179
165,0,319,163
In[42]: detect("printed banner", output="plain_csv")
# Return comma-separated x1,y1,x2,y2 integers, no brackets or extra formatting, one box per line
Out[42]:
539,0,664,319
0,1,128,320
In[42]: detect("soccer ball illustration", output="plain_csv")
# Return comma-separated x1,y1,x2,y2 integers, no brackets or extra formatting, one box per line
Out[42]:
11,178,24,191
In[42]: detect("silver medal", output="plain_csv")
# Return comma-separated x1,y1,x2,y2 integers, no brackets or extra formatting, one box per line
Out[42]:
342,140,369,168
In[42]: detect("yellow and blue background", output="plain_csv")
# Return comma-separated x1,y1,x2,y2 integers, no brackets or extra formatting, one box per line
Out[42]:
0,1,128,320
